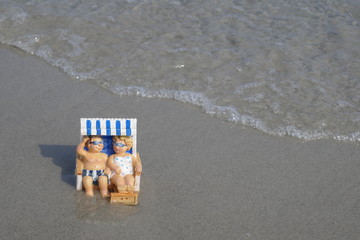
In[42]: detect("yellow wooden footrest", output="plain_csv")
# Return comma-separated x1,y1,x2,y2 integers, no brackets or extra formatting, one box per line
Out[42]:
110,192,139,205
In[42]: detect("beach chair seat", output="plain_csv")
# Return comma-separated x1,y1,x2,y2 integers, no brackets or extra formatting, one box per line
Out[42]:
76,118,141,205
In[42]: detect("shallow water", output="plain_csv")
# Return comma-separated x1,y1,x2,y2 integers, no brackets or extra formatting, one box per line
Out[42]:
1,0,359,141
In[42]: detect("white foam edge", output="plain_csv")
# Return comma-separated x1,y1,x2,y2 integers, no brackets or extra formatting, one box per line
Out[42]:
110,85,360,142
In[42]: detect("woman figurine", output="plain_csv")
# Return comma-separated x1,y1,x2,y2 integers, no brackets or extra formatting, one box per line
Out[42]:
106,136,142,193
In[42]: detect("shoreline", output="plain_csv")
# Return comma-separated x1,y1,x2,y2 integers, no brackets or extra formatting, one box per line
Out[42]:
1,45,359,240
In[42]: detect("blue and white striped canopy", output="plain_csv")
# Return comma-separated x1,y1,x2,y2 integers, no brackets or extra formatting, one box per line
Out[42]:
80,118,137,136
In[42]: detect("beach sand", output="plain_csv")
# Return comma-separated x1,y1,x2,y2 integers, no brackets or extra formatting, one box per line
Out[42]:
1,45,359,240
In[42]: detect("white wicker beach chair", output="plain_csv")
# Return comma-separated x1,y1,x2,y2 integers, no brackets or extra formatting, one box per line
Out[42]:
76,118,141,204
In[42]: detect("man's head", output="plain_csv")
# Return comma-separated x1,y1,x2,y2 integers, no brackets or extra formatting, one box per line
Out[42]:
86,135,104,153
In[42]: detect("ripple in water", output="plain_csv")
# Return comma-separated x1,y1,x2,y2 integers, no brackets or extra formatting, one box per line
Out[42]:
1,0,359,142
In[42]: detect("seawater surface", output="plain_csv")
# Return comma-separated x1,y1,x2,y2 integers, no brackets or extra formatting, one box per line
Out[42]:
1,0,359,142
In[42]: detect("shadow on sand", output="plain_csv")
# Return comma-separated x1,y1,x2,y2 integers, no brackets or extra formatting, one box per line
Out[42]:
39,144,77,187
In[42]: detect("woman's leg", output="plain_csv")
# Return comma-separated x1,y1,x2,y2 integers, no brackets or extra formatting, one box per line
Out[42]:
124,174,135,192
111,175,126,193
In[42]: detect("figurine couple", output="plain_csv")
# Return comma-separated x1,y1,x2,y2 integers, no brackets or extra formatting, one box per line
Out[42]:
76,135,142,198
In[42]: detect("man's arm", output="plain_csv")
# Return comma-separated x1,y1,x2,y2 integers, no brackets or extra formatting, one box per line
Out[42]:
76,136,89,157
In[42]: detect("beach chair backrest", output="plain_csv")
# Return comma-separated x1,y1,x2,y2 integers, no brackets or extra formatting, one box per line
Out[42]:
76,118,138,191
80,118,137,156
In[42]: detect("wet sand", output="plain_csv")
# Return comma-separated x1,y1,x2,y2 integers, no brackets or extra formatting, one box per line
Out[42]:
1,45,359,240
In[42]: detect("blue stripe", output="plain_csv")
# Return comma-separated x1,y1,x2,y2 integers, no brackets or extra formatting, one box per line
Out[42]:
126,120,131,136
96,120,101,135
116,120,121,135
86,120,92,135
106,120,111,135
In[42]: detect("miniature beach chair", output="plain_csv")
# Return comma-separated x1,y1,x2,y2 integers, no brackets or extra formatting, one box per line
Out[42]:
76,118,141,205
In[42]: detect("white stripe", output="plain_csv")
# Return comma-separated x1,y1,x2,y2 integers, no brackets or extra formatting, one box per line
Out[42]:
76,175,83,190
132,129,137,155
131,119,137,130
121,119,126,135
100,119,107,135
111,119,117,136
91,119,97,135
134,175,140,192
80,118,87,135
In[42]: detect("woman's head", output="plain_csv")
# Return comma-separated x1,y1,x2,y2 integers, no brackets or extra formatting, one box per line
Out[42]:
112,136,133,151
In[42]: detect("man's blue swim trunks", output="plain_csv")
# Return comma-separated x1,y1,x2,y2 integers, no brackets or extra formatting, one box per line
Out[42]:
82,169,105,185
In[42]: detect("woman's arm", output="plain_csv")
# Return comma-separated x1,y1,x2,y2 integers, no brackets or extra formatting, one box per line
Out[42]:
107,155,121,174
133,153,142,175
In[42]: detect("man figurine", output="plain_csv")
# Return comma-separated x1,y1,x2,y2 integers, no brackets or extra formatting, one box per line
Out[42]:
76,136,109,197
